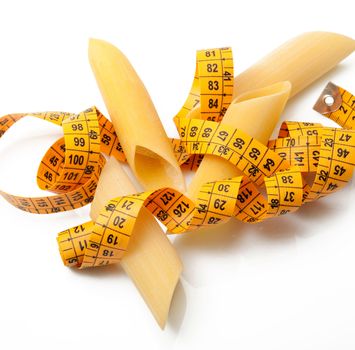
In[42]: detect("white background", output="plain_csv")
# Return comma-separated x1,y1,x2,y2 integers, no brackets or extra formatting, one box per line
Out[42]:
0,0,354,349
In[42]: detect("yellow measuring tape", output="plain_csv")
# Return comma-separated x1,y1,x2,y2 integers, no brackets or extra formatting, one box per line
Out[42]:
1,47,354,268
0,108,125,213
313,81,355,128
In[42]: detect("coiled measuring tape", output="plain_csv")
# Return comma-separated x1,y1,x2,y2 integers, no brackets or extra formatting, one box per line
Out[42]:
1,47,354,268
0,108,125,213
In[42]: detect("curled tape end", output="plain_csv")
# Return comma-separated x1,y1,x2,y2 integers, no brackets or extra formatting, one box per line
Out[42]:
313,81,342,114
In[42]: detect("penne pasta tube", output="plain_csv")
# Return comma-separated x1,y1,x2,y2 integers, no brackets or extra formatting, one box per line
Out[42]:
188,82,291,199
89,39,185,192
234,31,355,98
89,39,184,328
188,31,355,199
90,158,182,329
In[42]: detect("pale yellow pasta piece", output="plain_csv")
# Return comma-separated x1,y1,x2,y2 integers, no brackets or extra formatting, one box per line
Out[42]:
89,39,184,328
89,39,185,192
234,31,355,98
188,32,355,198
90,158,182,329
188,81,291,199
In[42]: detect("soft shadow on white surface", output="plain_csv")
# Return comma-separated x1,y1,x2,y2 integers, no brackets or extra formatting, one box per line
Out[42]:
173,198,338,291
295,198,338,220
174,214,300,255
69,262,126,279
70,261,188,334
167,281,187,332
